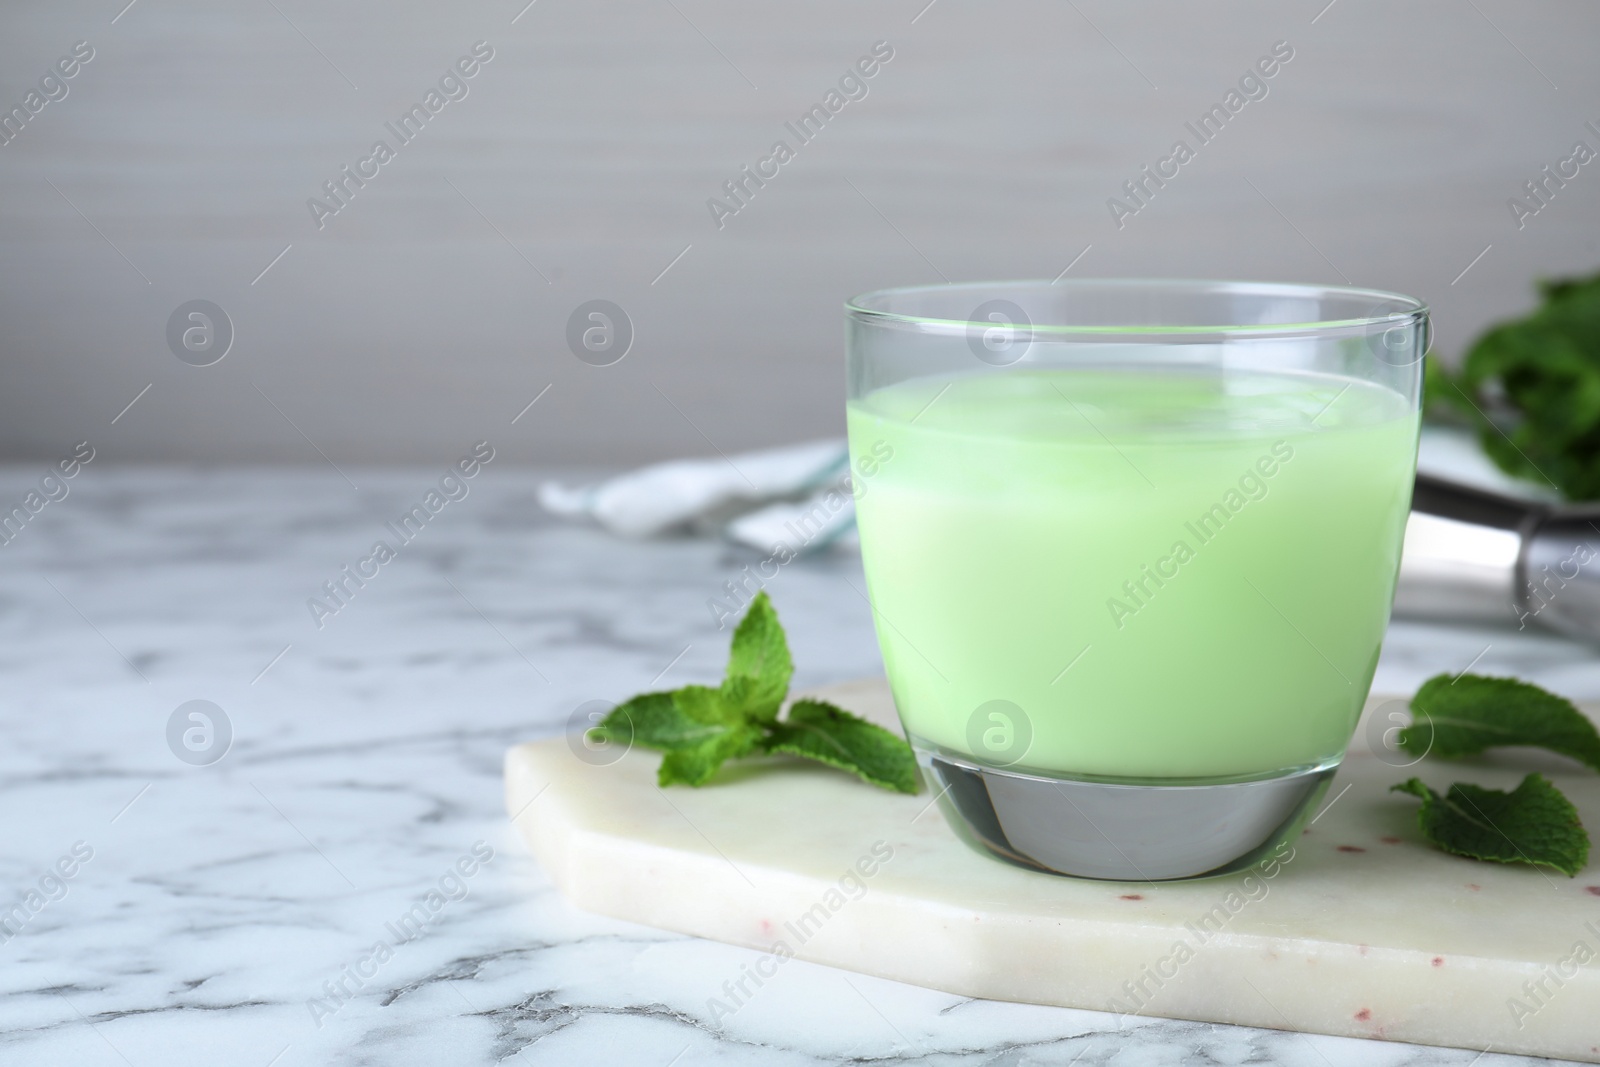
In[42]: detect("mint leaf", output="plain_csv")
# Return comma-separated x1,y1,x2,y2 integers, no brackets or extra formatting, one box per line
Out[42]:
659,722,764,787
1427,269,1600,500
1391,775,1589,876
600,687,763,786
594,692,701,751
720,591,791,722
1402,673,1600,772
761,699,920,795
597,687,743,750
672,683,748,727
592,594,917,793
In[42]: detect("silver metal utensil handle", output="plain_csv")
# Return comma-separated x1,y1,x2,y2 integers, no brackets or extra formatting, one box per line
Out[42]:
1395,474,1600,640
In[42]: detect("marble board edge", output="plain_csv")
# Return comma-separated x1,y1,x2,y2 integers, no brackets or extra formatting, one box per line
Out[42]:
504,682,1600,1064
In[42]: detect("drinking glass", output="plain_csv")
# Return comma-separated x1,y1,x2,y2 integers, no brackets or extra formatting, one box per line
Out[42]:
844,280,1426,880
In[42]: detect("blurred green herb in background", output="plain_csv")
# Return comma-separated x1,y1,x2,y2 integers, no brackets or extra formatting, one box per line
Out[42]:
1428,268,1600,500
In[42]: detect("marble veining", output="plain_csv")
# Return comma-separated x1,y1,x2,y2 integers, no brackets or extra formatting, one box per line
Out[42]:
1,465,1597,1066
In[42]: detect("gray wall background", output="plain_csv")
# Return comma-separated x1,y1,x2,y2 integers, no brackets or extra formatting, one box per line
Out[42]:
1,0,1597,467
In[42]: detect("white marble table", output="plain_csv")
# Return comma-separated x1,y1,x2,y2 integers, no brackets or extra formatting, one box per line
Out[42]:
1,465,1595,1066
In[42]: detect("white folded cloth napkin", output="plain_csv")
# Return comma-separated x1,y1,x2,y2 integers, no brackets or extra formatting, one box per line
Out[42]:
539,439,858,554
539,425,1522,561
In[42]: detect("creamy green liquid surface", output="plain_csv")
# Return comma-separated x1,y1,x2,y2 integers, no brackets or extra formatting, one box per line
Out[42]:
847,367,1418,780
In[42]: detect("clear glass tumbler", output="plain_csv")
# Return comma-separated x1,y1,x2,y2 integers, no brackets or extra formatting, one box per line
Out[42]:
844,280,1426,880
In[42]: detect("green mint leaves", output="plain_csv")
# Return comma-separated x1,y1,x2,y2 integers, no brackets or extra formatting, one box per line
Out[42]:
593,592,920,793
721,592,793,723
603,687,764,787
1402,673,1600,771
1425,268,1600,500
1391,672,1595,875
1391,775,1589,876
761,699,921,795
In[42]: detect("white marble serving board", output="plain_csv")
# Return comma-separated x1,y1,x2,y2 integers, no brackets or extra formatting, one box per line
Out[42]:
505,678,1600,1063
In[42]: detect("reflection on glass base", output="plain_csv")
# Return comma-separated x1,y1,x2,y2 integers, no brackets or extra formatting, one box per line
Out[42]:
914,739,1337,881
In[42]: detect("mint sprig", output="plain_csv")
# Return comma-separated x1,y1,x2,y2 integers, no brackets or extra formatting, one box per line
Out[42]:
593,593,920,793
1401,673,1600,771
1391,672,1597,876
761,699,921,795
1425,268,1600,501
1391,775,1589,876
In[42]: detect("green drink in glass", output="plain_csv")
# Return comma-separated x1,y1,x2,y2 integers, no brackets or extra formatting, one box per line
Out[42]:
845,281,1425,880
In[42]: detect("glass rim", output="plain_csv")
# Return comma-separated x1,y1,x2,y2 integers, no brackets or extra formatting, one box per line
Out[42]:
844,278,1429,340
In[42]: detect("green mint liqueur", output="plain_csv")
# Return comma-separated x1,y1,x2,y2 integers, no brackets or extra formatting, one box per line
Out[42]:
848,366,1418,780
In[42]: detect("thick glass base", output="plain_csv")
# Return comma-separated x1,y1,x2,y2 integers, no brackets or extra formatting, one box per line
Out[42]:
915,740,1336,881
